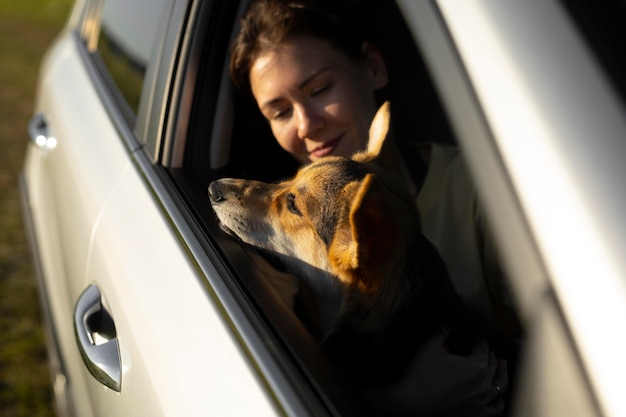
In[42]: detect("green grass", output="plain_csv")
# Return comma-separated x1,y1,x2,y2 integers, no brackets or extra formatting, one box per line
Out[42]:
0,0,73,416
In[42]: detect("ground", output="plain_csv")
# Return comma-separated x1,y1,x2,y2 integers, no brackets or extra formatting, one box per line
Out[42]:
0,1,73,415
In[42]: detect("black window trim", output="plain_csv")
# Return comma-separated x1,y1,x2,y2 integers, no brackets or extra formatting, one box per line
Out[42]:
77,0,176,154
143,0,194,162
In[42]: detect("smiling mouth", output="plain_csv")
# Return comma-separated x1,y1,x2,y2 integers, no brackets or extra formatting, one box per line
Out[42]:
309,136,342,159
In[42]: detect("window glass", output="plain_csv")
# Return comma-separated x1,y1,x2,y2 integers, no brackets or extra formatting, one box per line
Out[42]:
96,0,172,115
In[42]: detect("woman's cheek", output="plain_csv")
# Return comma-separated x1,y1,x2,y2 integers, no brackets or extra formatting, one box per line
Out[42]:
272,125,305,159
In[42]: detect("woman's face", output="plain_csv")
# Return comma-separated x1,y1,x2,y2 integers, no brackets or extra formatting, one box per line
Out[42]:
249,35,388,164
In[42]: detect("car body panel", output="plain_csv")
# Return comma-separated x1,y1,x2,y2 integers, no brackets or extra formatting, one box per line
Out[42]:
400,1,626,416
436,2,626,416
84,161,278,416
24,27,130,417
30,32,129,304
511,299,598,417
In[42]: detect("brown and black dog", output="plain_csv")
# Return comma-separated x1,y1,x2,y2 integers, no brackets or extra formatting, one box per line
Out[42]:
208,102,481,383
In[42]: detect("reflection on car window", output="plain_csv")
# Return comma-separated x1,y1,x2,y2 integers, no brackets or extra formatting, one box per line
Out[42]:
96,0,172,114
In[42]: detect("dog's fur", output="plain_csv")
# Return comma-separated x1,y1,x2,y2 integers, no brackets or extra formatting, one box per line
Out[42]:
209,102,478,382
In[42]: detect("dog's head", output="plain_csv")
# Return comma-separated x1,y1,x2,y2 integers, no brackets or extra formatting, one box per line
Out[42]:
209,102,419,333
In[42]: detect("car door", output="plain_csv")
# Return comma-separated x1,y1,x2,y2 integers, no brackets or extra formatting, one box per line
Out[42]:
68,0,282,415
22,0,138,413
397,1,626,416
24,0,281,415
83,136,278,415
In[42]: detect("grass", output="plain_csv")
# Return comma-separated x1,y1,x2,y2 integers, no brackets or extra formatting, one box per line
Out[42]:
0,0,73,415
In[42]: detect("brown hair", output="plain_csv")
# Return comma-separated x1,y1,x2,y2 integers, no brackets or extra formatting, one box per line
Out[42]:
229,0,375,90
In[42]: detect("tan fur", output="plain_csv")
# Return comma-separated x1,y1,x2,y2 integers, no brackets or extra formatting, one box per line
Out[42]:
209,101,420,337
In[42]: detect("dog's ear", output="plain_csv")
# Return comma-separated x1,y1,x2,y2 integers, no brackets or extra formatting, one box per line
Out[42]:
362,101,405,179
367,101,392,157
329,174,394,292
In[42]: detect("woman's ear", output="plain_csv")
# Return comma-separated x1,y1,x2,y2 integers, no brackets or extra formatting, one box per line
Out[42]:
361,41,388,90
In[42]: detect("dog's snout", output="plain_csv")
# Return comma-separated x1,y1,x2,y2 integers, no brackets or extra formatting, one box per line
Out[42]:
208,181,225,203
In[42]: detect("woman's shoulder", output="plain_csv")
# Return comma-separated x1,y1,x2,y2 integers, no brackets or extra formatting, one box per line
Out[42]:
423,142,472,186
430,142,462,165
415,141,478,214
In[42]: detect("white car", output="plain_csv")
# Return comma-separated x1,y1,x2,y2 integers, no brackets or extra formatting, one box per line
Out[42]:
20,0,626,416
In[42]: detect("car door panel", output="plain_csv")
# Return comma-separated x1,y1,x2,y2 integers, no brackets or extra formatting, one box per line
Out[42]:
84,161,279,416
30,33,130,297
511,299,599,417
24,30,132,417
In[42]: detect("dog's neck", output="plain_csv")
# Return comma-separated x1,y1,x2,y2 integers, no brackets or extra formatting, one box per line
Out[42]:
297,218,426,340
291,230,425,339
323,234,467,382
336,234,437,335
302,269,345,338
274,255,345,337
277,249,415,340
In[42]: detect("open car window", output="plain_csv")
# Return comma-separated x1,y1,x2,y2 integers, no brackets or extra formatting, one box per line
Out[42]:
158,0,526,415
152,1,356,415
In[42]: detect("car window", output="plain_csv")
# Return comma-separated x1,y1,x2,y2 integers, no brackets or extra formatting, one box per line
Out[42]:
162,0,356,413
167,1,522,416
95,0,172,117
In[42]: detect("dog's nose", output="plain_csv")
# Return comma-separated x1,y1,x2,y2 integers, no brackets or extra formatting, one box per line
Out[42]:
208,181,225,203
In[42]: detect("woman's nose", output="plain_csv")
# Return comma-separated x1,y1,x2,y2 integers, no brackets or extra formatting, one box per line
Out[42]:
296,104,324,140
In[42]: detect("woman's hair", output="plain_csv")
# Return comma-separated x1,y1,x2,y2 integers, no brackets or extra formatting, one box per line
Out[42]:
230,0,376,90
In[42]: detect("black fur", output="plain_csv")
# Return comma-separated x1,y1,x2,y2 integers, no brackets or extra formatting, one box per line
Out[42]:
322,233,482,386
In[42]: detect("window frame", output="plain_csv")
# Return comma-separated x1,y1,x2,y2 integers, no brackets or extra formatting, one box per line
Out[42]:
402,1,626,416
78,0,175,151
150,0,367,415
141,0,194,161
154,0,504,415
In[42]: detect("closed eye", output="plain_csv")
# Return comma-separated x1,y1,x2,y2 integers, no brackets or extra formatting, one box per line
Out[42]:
310,82,331,97
286,193,302,216
271,106,291,121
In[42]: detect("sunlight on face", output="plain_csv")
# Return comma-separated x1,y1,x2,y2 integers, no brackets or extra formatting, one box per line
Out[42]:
250,35,388,164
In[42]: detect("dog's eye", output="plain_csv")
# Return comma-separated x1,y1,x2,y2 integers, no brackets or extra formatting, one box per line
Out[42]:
286,193,302,216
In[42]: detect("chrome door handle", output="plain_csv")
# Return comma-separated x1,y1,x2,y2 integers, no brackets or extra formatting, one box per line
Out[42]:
74,285,122,391
28,113,57,149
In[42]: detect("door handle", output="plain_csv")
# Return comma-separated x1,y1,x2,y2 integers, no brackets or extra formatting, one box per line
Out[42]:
74,285,122,391
28,113,57,149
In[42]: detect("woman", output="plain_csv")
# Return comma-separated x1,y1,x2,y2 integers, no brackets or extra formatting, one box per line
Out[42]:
230,0,515,415
231,0,389,165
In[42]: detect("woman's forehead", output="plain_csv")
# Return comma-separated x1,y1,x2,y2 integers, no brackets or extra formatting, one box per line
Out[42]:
250,36,359,99
252,36,354,78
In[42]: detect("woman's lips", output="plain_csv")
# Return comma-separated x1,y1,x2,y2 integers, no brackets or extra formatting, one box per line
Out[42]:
309,136,341,159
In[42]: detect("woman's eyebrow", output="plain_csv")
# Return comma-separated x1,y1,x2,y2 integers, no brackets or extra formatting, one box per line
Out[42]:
298,66,331,89
260,67,332,110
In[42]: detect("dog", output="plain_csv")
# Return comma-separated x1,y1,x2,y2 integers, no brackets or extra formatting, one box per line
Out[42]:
208,102,480,384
